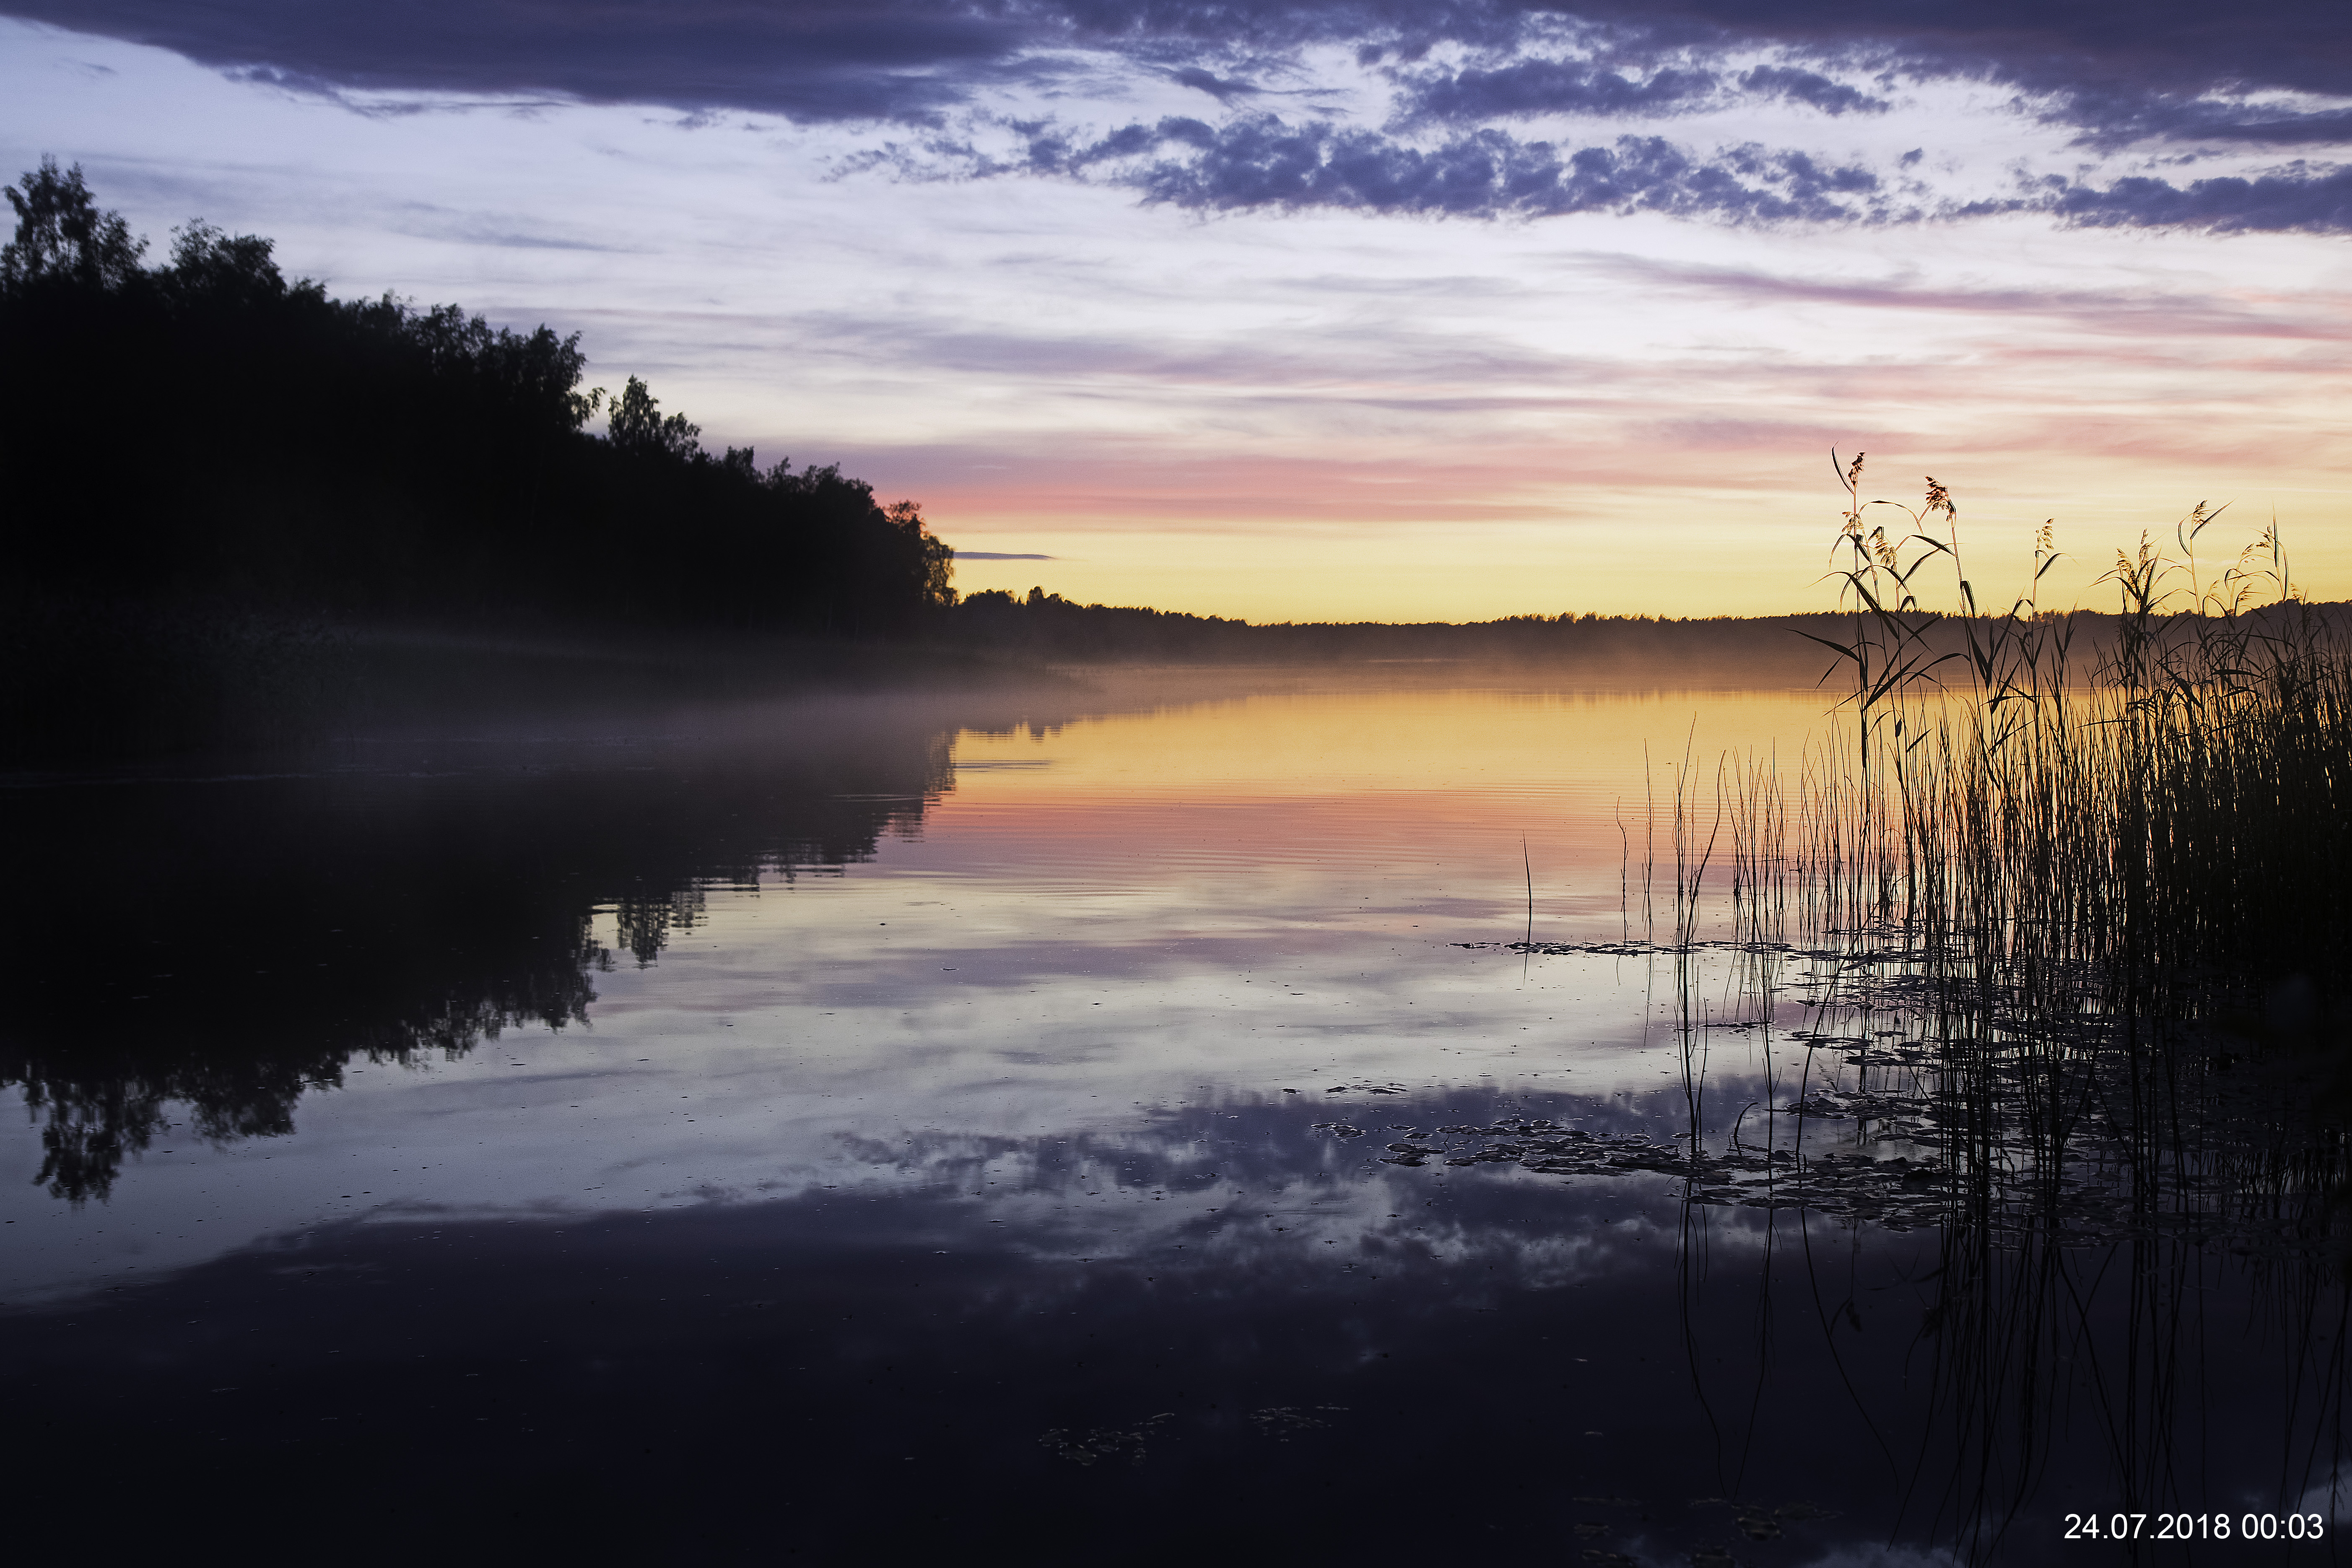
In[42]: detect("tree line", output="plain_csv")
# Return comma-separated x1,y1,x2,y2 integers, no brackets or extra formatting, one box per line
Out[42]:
945,587,2352,683
951,587,1891,679
0,158,953,636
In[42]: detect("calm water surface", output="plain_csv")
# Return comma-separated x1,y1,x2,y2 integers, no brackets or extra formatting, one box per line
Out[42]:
3,678,2340,1561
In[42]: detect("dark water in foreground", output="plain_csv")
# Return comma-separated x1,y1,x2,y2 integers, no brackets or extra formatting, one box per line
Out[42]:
3,681,2342,1562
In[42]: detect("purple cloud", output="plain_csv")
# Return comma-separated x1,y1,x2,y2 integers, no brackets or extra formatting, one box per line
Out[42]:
1392,57,1887,125
2037,162,2352,234
0,0,1059,124
1100,115,1887,223
1734,64,1884,117
1399,59,1722,123
7,0,2349,228
11,0,2344,140
1169,65,1259,101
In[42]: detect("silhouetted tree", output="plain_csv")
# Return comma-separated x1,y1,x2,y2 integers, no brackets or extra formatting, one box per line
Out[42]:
607,374,701,459
0,157,144,294
0,160,959,685
159,219,293,309
889,500,956,612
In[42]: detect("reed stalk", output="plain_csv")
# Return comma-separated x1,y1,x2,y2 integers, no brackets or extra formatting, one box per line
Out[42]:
1607,461,2352,1557
1761,462,2352,1545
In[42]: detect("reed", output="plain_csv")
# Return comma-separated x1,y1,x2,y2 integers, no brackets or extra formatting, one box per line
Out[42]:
1728,460,2352,1549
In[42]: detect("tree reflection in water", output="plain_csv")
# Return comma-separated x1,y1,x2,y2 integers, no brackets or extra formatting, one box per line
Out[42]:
0,713,959,1200
1643,874,2352,1561
3,686,2347,1561
1445,742,2352,1562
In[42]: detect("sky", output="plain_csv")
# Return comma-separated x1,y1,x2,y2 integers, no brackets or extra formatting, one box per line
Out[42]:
3,1,2349,622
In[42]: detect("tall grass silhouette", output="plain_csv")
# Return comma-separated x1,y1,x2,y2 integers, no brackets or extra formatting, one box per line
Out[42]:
1638,459,2352,1558
1787,454,2350,1211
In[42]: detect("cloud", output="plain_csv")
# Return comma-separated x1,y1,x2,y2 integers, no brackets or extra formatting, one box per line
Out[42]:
10,0,2351,230
1527,0,2352,127
1,0,1066,125
1169,64,1259,102
2055,91,2352,152
1978,161,2352,234
1589,255,2347,340
1063,114,1890,223
1735,64,1885,117
1393,56,1886,126
16,0,2346,142
1399,58,1723,123
953,550,1057,559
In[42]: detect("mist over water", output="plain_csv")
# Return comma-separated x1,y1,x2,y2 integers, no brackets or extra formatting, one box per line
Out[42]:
3,673,2339,1560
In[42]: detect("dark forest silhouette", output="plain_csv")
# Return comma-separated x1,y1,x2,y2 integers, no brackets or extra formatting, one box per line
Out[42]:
0,159,958,755
0,158,952,628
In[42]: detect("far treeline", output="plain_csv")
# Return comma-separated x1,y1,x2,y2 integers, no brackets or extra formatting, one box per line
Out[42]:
946,586,2350,683
957,589,1864,678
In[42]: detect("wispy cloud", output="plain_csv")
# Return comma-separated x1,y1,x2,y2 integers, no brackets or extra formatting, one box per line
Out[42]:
1588,255,2352,340
2033,162,2352,235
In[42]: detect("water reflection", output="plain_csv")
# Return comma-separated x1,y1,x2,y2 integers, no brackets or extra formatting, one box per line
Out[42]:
3,1087,2335,1560
0,680,2341,1561
3,715,957,1199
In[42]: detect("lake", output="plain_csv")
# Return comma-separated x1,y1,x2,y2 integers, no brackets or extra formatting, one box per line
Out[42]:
3,671,2341,1562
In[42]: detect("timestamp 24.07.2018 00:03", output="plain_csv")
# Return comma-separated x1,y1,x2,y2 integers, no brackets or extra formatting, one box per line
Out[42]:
2066,1513,2327,1541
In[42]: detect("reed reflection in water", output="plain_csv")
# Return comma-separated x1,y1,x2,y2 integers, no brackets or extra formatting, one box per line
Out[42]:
0,676,2341,1561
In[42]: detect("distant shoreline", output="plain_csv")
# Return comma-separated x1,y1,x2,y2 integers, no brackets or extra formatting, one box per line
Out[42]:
21,598,2335,766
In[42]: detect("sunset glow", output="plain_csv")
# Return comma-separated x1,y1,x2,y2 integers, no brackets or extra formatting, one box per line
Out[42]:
6,4,2347,620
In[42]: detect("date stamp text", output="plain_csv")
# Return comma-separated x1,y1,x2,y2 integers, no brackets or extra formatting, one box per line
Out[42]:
2066,1513,2326,1542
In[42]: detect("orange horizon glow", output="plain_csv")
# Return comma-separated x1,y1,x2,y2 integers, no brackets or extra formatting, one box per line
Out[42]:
16,33,2350,628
